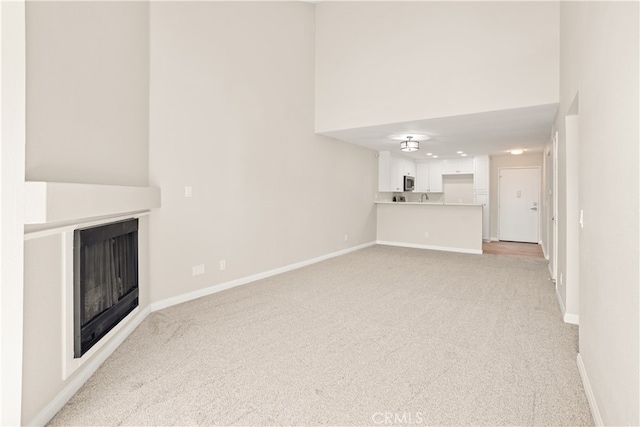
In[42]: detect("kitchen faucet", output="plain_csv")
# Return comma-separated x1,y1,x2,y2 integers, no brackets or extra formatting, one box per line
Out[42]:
421,193,429,202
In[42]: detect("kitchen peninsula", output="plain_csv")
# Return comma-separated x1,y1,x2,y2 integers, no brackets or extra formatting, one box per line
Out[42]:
375,201,483,254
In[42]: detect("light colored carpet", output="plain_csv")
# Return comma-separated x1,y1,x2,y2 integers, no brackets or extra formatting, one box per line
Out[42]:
49,245,593,426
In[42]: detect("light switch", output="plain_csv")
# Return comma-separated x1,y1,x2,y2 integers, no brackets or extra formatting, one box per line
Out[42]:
517,190,522,198
185,186,193,198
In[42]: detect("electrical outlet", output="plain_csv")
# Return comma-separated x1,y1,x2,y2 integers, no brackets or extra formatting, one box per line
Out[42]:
344,234,348,242
424,231,429,238
185,186,193,198
192,264,205,276
219,260,226,271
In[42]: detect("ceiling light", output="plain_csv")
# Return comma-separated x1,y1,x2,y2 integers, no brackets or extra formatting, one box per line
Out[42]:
400,136,419,152
457,151,463,154
461,154,468,157
510,149,524,155
432,155,438,158
426,153,433,156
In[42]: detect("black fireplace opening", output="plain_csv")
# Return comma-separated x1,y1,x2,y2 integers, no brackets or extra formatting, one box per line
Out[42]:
74,218,139,358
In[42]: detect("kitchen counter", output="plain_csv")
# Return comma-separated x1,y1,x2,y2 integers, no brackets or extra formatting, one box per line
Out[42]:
375,201,481,207
376,201,483,254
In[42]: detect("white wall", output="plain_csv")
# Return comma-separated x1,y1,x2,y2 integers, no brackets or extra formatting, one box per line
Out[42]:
1,1,26,424
443,175,474,204
21,3,151,423
315,1,559,132
558,2,639,425
148,2,377,304
376,204,482,254
25,1,150,186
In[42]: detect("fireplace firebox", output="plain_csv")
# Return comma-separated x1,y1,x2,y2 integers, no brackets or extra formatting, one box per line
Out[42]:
73,218,139,358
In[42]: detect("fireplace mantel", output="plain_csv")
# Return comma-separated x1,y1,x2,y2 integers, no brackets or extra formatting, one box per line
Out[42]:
24,182,161,228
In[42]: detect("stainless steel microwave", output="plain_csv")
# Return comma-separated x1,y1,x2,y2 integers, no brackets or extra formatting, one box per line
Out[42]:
404,175,415,192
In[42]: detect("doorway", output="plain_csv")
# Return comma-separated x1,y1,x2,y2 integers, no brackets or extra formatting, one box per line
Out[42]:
498,167,540,243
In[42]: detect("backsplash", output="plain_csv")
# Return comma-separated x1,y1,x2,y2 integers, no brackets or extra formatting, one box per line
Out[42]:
376,192,445,203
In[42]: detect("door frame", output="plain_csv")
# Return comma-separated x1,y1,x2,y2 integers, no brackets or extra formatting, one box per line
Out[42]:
551,131,558,280
497,166,541,243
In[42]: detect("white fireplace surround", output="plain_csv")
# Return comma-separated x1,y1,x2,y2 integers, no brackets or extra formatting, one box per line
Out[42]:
23,182,160,379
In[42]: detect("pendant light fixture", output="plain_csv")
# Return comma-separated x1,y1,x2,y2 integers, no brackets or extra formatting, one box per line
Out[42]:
400,136,419,152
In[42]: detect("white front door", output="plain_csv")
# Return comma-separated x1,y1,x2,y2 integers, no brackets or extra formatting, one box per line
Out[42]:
499,168,540,243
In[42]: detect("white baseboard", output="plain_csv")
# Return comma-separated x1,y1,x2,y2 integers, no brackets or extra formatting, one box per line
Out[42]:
564,313,579,325
376,240,482,255
27,306,152,427
490,237,499,242
554,284,579,325
577,353,604,426
540,240,549,260
29,242,378,426
150,241,377,312
555,284,566,317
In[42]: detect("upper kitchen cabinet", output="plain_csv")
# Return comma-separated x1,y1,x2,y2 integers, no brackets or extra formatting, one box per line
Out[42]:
378,151,393,192
415,160,443,193
393,156,416,178
473,155,490,192
378,151,416,192
442,158,474,175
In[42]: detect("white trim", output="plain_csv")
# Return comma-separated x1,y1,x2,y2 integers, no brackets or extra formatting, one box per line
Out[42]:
150,242,377,312
540,240,549,260
376,240,482,255
555,283,566,317
577,353,604,426
554,283,579,325
27,306,151,427
490,237,499,242
564,313,579,325
551,130,558,281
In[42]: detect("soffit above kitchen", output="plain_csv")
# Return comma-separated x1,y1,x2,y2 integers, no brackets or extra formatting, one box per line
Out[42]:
319,103,558,160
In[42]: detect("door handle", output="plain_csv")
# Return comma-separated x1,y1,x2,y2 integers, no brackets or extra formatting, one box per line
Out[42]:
530,207,538,211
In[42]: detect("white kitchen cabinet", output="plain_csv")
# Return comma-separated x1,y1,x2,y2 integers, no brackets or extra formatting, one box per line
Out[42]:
378,151,392,192
389,157,403,191
442,157,474,174
415,162,429,192
474,192,490,242
473,155,489,192
396,157,416,177
429,160,443,192
415,160,443,192
472,155,490,241
378,151,416,192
